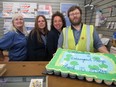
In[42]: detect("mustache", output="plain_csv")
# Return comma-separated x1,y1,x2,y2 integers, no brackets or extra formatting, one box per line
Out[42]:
69,17,82,26
73,17,78,19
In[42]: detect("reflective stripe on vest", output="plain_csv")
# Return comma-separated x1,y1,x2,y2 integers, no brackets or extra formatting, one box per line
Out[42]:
64,27,69,49
86,25,91,51
63,24,94,52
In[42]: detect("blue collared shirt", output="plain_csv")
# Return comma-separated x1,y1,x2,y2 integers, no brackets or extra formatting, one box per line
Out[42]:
0,30,27,61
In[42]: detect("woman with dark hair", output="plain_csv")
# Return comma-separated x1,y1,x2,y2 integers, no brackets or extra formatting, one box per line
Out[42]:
47,11,66,60
27,15,49,61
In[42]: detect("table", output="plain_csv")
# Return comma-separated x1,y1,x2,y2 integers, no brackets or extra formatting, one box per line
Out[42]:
0,62,110,87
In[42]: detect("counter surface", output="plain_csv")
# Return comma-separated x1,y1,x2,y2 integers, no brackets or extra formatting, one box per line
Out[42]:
0,62,109,87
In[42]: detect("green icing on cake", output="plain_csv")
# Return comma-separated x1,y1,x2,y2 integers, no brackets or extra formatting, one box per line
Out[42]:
46,48,116,81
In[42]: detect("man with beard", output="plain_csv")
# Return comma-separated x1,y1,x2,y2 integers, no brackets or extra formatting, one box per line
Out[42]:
58,5,109,53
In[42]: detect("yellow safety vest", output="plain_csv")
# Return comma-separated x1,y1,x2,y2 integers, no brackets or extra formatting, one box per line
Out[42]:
63,24,94,52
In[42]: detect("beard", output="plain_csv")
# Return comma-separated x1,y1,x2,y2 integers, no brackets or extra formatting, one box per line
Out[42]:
69,17,82,26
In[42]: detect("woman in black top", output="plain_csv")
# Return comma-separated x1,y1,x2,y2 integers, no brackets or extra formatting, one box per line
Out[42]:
27,15,48,61
47,11,66,60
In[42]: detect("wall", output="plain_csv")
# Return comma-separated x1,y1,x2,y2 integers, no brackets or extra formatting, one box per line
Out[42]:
85,0,116,38
0,0,85,37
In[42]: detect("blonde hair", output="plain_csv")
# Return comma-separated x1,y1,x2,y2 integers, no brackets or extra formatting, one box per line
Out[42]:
10,13,28,36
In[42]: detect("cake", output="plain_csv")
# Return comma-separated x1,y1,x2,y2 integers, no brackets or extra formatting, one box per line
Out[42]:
69,73,76,79
86,77,93,82
104,80,113,85
77,76,84,80
114,81,116,85
94,79,102,83
46,69,53,75
61,72,68,77
54,70,61,75
46,48,116,85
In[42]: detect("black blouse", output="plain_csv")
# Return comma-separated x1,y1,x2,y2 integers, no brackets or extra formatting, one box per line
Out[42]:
27,31,48,61
47,28,60,60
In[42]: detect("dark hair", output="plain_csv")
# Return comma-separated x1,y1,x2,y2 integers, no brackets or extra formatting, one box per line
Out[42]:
67,5,82,17
31,15,48,43
51,11,66,30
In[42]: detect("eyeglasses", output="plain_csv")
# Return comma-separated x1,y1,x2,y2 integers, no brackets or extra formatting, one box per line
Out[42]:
69,12,80,17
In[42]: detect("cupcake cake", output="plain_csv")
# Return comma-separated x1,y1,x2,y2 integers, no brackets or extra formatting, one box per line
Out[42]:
45,48,116,85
